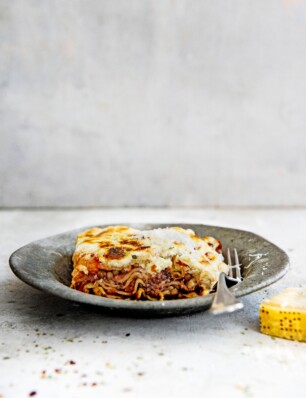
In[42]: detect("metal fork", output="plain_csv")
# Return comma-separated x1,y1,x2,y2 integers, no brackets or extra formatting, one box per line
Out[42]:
209,248,244,315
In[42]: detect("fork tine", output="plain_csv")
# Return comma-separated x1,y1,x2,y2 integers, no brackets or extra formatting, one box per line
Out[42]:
234,248,242,281
227,248,233,278
210,247,244,314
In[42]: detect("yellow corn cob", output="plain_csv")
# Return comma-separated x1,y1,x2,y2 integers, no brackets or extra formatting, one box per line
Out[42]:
260,288,306,342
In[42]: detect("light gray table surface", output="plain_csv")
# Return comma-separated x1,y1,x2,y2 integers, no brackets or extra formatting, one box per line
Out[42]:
1,208,306,398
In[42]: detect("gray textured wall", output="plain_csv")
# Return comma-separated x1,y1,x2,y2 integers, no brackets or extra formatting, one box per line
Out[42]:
1,0,306,207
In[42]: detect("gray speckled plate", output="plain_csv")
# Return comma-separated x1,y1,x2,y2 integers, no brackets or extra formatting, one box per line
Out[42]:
9,224,289,317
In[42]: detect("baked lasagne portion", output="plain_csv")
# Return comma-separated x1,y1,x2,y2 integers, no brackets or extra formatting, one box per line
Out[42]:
71,226,229,300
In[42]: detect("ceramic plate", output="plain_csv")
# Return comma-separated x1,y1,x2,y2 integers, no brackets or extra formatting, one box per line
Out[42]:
9,224,289,317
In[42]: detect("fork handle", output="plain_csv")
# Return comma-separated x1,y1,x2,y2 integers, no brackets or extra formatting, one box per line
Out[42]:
209,272,244,315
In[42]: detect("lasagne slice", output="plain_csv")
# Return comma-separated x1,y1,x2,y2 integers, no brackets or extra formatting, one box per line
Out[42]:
71,226,229,300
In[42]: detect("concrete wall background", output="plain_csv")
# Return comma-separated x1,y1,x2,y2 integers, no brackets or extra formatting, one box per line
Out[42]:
1,0,306,207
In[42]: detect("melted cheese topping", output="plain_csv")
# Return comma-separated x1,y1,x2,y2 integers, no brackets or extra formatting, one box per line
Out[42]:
73,226,228,280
